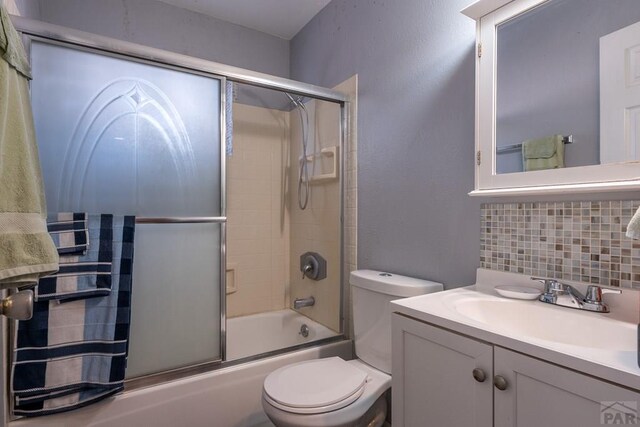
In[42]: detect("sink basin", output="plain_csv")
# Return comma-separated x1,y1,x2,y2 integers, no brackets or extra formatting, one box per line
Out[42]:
453,298,636,351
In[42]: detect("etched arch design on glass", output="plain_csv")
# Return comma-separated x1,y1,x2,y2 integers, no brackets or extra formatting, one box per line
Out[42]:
59,78,196,211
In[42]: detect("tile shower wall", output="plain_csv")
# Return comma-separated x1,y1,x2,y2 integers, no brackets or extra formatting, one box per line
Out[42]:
481,201,640,288
226,103,290,317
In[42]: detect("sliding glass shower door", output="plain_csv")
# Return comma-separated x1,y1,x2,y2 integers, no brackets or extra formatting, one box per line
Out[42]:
29,40,224,378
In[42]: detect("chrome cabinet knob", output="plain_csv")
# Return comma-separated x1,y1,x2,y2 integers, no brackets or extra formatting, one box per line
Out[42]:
1,290,33,320
472,368,486,383
493,375,508,391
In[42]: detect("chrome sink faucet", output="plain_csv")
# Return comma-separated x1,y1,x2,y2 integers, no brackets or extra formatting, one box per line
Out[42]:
532,277,621,313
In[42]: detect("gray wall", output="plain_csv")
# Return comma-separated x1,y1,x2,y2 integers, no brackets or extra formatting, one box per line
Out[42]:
9,0,41,18
291,0,480,287
496,0,640,174
30,0,291,109
35,0,289,78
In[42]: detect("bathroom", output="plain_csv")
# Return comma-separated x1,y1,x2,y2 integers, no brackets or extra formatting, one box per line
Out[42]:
1,0,640,425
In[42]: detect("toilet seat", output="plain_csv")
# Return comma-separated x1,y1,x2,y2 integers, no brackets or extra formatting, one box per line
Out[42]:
262,357,369,415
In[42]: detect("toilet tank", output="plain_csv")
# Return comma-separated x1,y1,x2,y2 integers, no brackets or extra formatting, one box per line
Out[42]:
350,270,443,374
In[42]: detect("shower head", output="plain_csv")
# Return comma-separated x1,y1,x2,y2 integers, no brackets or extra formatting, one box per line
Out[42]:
285,93,307,109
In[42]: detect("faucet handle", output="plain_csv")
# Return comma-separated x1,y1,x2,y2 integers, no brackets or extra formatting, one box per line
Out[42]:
584,285,622,304
531,277,562,292
301,263,313,279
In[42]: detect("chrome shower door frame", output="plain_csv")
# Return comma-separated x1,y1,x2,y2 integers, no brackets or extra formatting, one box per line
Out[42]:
10,14,351,393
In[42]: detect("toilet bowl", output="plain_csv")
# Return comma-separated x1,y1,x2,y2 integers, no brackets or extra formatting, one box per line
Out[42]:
262,270,443,427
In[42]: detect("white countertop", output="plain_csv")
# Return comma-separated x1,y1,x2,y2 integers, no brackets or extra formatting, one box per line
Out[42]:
391,269,640,391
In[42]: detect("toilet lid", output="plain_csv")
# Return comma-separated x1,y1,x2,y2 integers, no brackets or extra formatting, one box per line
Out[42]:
263,357,368,414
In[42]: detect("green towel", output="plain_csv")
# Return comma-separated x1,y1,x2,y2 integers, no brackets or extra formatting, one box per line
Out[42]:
0,5,30,79
0,5,58,286
522,134,565,172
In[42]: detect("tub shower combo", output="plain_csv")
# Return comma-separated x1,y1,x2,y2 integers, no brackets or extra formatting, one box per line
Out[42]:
7,15,350,425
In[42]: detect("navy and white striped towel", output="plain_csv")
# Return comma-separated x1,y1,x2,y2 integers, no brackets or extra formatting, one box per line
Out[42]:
47,213,89,256
37,214,117,302
12,214,135,417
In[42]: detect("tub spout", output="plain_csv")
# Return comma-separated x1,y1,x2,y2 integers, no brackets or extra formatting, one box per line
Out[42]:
293,296,315,309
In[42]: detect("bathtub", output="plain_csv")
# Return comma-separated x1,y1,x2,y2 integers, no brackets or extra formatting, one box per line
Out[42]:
227,309,339,360
10,312,349,427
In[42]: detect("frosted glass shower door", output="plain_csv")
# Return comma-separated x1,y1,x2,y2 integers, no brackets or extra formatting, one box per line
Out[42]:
30,41,224,377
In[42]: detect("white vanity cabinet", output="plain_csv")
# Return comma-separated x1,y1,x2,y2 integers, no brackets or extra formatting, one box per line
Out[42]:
494,347,639,427
391,314,493,427
392,313,640,427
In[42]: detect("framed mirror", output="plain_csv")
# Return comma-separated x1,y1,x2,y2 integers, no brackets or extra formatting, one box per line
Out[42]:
463,0,640,195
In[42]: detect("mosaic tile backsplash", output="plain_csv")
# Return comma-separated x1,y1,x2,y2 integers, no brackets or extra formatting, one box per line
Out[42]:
480,201,640,288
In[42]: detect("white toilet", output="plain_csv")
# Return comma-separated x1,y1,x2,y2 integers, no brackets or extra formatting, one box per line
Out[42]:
261,269,443,427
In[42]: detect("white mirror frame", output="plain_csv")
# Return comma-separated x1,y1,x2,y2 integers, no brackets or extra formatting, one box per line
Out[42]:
463,0,640,196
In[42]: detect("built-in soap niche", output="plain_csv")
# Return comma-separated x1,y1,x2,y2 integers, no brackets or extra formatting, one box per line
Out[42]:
480,200,640,288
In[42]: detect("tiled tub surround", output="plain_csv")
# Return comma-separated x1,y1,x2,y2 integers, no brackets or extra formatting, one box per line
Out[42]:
480,201,640,288
226,103,291,317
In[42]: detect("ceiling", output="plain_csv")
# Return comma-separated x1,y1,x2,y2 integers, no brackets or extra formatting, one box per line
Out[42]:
156,0,332,40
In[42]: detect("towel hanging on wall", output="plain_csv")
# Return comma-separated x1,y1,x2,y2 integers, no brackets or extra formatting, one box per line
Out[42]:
0,5,59,287
11,214,136,417
521,134,565,172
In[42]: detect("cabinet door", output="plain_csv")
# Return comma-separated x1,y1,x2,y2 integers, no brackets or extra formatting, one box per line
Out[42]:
392,314,493,427
495,347,640,427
